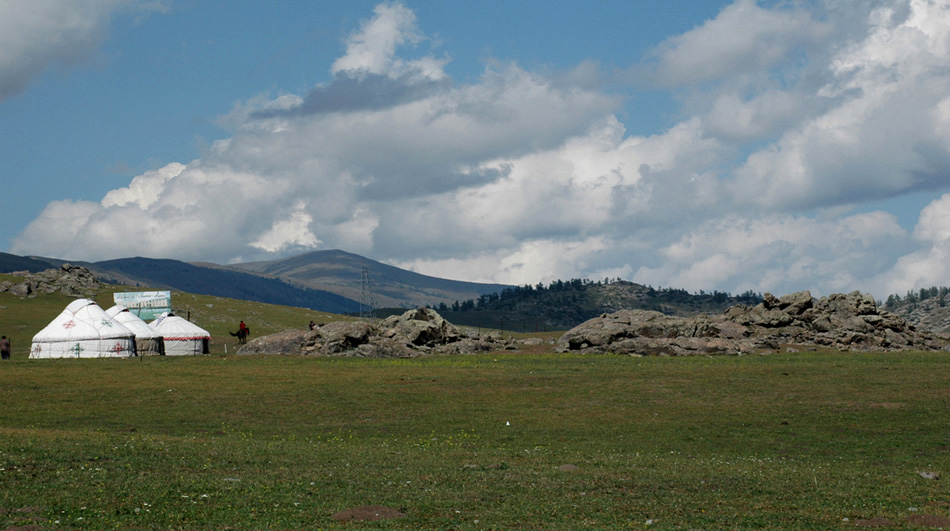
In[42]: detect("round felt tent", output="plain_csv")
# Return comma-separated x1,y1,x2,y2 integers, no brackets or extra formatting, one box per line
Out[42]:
30,299,137,359
106,305,165,356
149,312,211,356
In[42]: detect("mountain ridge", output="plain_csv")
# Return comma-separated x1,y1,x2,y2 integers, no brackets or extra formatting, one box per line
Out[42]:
228,249,510,308
0,250,510,314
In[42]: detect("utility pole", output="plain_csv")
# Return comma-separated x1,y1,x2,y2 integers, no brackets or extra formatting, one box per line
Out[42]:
359,259,377,320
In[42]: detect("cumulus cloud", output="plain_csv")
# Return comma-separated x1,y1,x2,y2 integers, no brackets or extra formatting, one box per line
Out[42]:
11,0,950,300
726,0,950,210
642,0,832,87
633,212,911,296
251,201,321,253
255,2,449,119
330,2,429,78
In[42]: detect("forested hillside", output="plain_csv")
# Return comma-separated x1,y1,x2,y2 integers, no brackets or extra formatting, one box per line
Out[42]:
883,286,950,336
425,278,762,331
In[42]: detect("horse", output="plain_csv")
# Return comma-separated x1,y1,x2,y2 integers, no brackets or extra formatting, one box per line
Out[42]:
229,327,250,344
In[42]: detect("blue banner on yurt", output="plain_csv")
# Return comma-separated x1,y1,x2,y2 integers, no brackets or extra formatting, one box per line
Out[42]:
113,291,171,320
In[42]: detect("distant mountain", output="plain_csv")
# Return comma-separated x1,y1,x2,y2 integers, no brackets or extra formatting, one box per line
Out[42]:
6,250,509,314
92,257,360,314
230,249,510,309
0,253,57,274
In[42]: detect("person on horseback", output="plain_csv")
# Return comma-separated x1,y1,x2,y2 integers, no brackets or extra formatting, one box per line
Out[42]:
230,321,250,344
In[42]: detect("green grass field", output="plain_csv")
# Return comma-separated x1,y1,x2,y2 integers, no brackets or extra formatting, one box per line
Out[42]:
0,350,947,529
1,286,948,528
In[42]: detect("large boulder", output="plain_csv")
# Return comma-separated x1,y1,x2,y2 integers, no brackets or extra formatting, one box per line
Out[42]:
238,308,511,357
379,307,464,346
317,321,377,354
557,291,942,356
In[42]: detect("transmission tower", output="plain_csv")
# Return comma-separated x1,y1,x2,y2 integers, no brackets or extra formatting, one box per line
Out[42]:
359,259,377,320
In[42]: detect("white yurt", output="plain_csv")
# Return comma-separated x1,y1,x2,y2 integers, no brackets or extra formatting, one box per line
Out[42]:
106,305,165,356
149,312,210,355
30,299,137,359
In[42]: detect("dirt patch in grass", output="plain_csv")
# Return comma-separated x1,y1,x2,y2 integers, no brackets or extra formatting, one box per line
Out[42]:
331,505,406,522
854,517,895,527
1,506,46,531
840,401,905,410
905,514,950,527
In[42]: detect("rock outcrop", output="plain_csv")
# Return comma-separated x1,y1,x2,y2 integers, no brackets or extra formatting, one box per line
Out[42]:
0,264,101,298
237,307,512,357
557,291,942,356
888,296,950,337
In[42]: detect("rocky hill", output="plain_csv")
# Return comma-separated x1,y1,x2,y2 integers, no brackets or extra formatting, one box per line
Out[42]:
558,291,944,356
881,288,950,336
891,298,950,337
0,263,102,298
237,307,514,357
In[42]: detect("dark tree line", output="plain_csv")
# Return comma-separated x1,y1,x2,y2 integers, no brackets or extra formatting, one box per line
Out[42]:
884,286,950,309
430,277,762,313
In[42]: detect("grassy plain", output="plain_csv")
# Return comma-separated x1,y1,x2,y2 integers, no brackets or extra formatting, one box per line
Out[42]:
0,350,947,529
0,285,948,528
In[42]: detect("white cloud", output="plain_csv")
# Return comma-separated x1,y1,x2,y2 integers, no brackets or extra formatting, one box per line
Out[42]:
633,212,909,296
101,162,185,209
727,0,950,210
393,237,613,285
644,0,831,87
250,201,321,253
331,1,446,81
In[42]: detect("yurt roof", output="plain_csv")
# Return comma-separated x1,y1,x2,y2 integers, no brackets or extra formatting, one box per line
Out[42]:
149,312,210,339
33,299,135,342
106,305,162,339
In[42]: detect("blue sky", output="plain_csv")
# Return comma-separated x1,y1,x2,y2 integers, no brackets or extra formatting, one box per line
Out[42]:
3,0,950,299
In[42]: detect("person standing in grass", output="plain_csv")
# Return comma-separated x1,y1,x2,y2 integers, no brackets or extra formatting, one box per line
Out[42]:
0,336,10,360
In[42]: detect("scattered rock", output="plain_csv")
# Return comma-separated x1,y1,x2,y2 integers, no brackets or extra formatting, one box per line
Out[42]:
331,505,406,522
238,308,512,357
917,470,940,480
557,291,942,356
